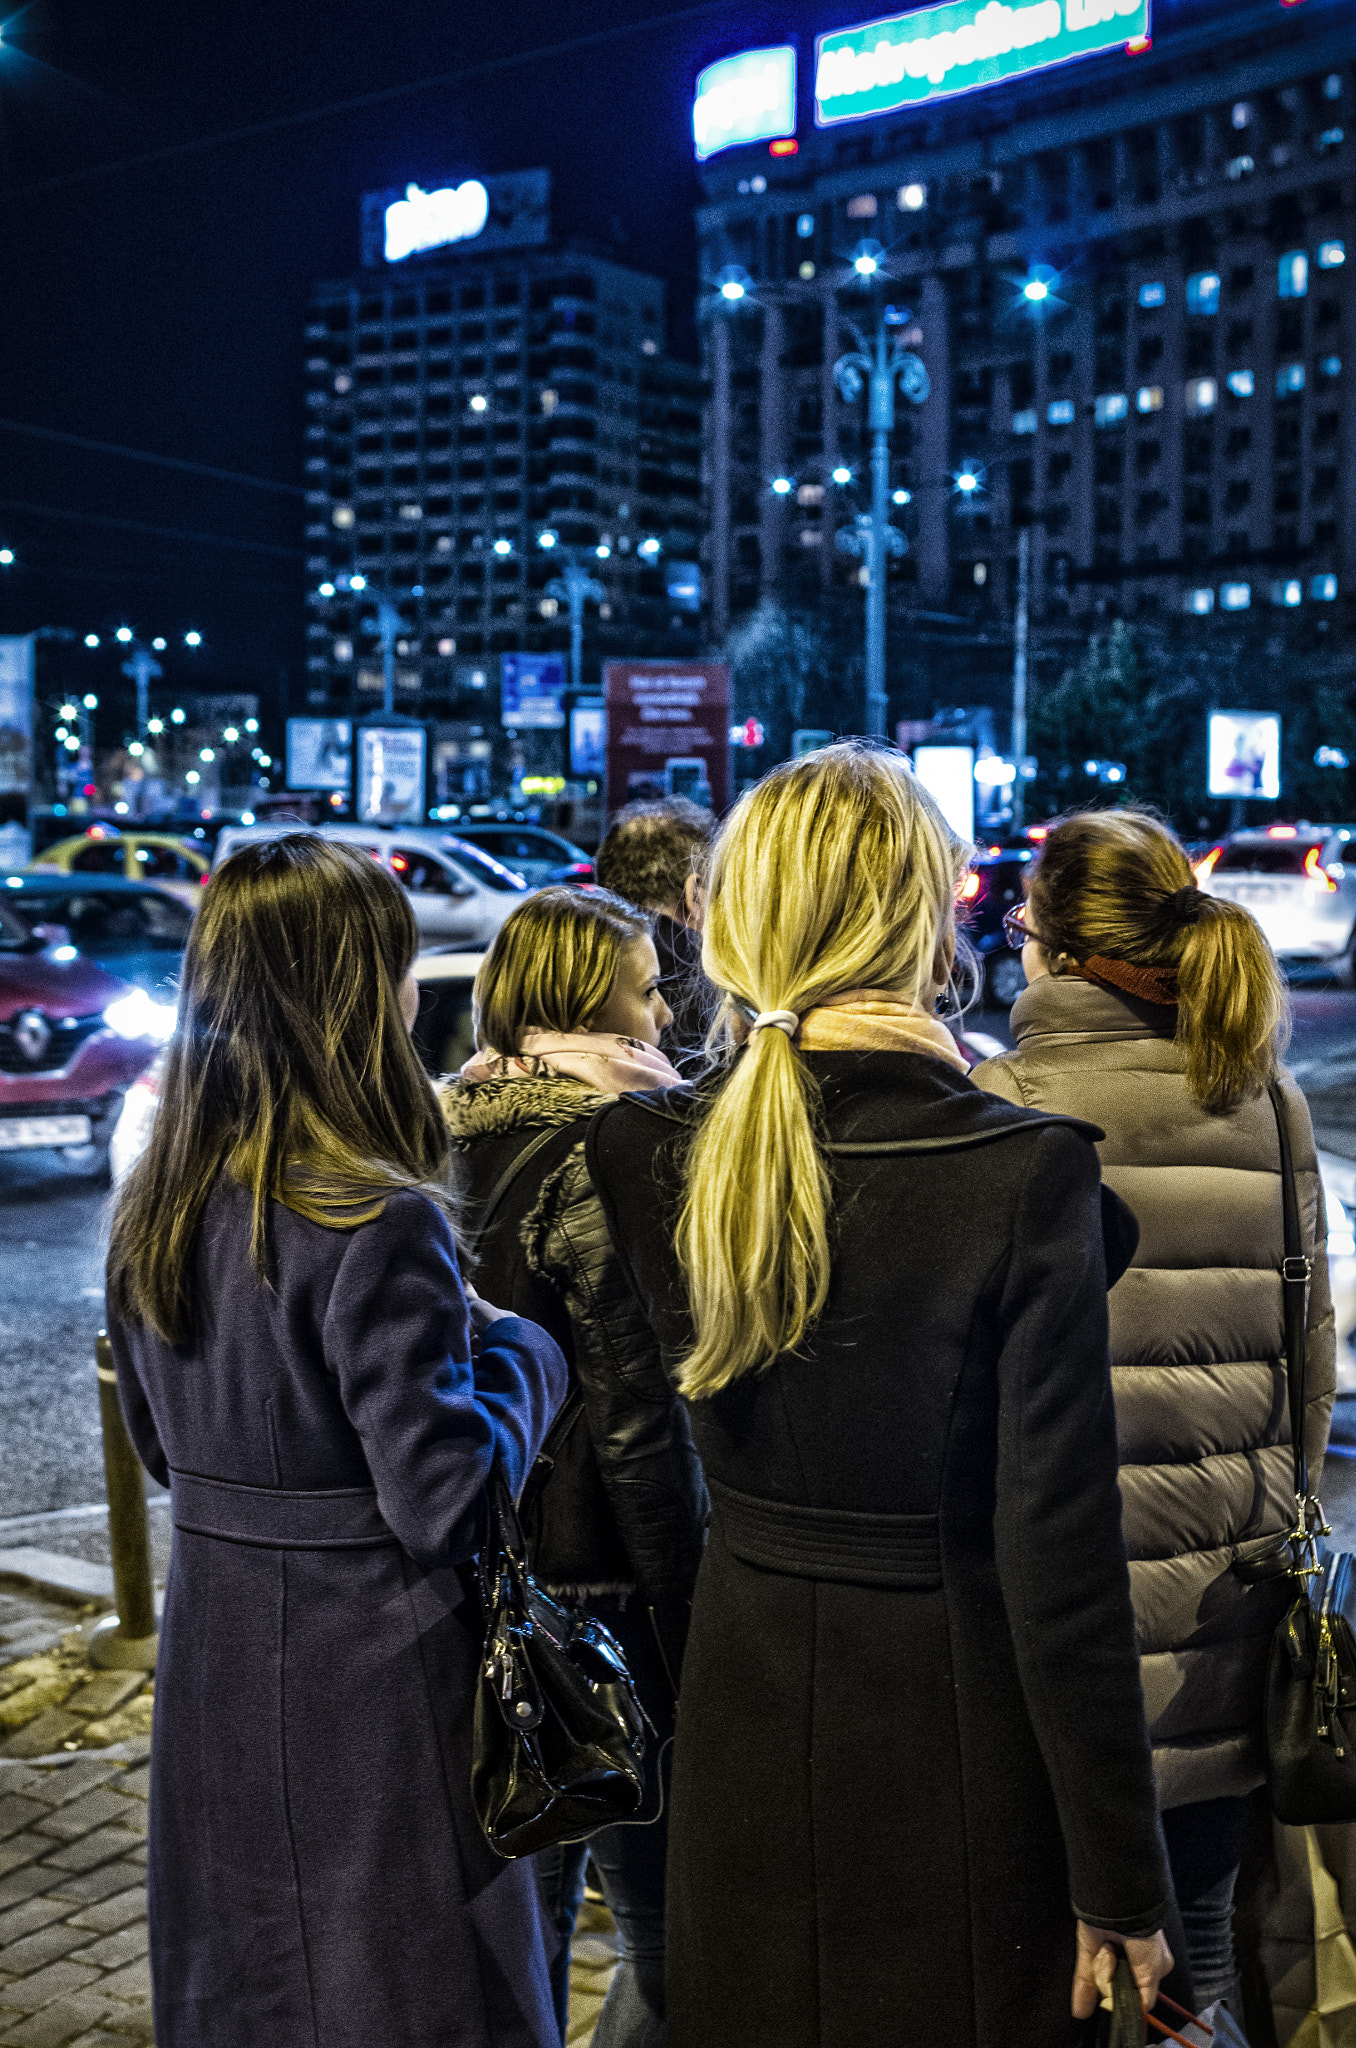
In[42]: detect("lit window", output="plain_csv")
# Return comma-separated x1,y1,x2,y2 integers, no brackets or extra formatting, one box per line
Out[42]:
796,483,824,507
1138,281,1166,308
1095,393,1128,426
1226,155,1255,181
1137,386,1164,413
398,503,422,520
333,639,353,661
1320,355,1342,379
1278,251,1309,299
1185,588,1215,615
1318,128,1344,153
1220,583,1251,611
1311,574,1339,602
898,183,926,211
331,506,355,528
1186,273,1220,315
796,213,814,238
1232,101,1252,128
1185,378,1217,413
437,637,456,655
1271,580,1303,607
1324,74,1342,100
1226,369,1255,398
1276,362,1306,397
1012,409,1037,435
1047,399,1075,426
799,261,816,280
846,194,878,219
1318,241,1346,269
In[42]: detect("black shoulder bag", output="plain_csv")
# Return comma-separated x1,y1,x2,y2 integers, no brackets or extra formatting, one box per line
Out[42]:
1247,1082,1356,1824
464,1119,647,1858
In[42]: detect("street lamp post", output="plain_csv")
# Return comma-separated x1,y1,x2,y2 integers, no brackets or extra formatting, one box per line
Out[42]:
832,301,930,738
539,536,607,702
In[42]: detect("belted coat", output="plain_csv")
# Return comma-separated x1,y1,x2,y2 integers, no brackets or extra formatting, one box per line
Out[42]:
587,1049,1186,2048
106,1178,568,2048
974,975,1335,1808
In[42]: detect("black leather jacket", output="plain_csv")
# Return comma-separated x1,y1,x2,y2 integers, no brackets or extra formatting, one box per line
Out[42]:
442,1072,708,1686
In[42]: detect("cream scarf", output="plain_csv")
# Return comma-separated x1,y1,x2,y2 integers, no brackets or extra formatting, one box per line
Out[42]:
792,989,969,1072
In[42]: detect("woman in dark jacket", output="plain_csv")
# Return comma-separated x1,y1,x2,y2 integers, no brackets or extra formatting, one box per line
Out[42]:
105,834,568,2048
442,886,709,2048
586,744,1186,2048
974,809,1334,2033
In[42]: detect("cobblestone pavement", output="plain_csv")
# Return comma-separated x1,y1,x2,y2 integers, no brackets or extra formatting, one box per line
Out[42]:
0,1582,618,2047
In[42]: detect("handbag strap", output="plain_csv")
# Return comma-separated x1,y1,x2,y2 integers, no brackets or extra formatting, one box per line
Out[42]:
466,1117,592,1256
1268,1079,1313,1508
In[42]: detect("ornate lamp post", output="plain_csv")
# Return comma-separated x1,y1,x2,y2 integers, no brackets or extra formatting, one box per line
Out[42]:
832,295,930,738
539,534,607,701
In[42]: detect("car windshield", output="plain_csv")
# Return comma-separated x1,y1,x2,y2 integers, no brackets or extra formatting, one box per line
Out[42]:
16,889,194,950
1214,841,1323,874
440,839,528,893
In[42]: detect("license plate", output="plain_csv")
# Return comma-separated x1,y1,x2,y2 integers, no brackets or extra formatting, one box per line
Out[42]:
0,1115,92,1151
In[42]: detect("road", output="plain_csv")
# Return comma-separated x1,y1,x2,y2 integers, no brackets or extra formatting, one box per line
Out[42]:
3,985,1356,1561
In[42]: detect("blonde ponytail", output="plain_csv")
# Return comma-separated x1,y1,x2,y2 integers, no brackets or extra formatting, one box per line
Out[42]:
1177,894,1287,1112
675,744,964,1399
1027,809,1289,1115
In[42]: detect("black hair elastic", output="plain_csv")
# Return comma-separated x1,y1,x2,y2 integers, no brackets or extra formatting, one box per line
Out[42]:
1169,886,1206,925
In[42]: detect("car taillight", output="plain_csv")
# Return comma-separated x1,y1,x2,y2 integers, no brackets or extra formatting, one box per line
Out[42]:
1193,845,1222,884
390,853,409,874
1305,845,1338,892
958,872,984,905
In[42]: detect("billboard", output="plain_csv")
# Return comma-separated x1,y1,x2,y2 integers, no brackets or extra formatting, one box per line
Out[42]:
286,718,351,792
1208,711,1280,802
912,745,975,842
360,168,550,267
815,0,1149,124
0,636,33,869
570,703,607,778
693,46,797,160
603,662,730,813
501,652,566,731
356,725,427,826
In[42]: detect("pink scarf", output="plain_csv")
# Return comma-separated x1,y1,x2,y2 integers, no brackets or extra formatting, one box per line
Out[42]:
460,1029,683,1095
795,990,969,1072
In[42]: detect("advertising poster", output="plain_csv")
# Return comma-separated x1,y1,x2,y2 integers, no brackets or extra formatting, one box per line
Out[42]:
1208,712,1281,801
501,653,566,730
0,635,34,869
570,703,607,778
356,725,427,826
286,718,352,792
603,661,730,814
912,745,976,842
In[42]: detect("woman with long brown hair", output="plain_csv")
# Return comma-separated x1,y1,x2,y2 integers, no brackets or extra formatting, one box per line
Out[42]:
105,833,567,2048
974,808,1335,2036
585,743,1187,2047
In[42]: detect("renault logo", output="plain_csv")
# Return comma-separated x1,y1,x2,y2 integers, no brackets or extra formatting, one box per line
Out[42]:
14,1011,51,1063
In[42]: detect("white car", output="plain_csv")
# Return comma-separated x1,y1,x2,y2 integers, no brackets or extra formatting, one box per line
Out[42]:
109,950,485,1183
211,823,526,949
1197,827,1356,980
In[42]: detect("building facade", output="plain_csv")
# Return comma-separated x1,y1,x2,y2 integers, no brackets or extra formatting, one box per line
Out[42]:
302,173,702,715
695,0,1355,648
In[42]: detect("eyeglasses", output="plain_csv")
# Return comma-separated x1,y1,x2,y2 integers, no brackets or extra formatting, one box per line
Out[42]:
1002,905,1047,951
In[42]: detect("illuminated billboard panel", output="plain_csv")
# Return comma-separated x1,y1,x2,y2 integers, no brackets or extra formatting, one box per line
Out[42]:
1208,712,1280,802
693,45,796,160
815,0,1148,124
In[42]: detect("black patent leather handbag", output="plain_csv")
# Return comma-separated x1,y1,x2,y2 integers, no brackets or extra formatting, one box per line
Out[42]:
1242,1084,1356,1824
471,1462,646,1858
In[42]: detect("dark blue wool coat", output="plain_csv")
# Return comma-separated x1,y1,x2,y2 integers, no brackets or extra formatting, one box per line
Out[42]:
107,1178,568,2048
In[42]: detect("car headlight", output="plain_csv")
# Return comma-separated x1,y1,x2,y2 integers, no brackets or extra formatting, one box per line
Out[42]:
103,991,177,1043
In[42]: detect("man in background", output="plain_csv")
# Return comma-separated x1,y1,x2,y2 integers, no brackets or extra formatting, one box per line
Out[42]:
595,799,716,1065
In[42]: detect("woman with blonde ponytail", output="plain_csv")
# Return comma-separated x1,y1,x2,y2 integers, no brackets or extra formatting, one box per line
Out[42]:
974,808,1335,2036
587,744,1188,2047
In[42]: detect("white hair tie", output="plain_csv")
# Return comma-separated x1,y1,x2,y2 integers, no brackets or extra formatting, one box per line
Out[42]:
749,1010,799,1038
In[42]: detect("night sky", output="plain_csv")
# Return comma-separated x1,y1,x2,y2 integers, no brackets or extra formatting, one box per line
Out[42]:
0,0,808,721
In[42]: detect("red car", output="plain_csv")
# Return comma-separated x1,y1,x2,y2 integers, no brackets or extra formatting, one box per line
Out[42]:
0,896,163,1174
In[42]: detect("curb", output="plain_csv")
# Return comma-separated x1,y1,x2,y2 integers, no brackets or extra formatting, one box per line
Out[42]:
0,1546,119,1607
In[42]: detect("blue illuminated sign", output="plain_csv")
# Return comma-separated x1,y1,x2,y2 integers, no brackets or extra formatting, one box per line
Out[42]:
501,654,566,731
815,0,1148,124
693,46,796,160
385,181,488,263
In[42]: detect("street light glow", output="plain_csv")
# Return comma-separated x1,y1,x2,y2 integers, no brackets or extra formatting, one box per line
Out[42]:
771,476,793,494
0,549,13,567
223,727,239,742
152,636,167,651
349,575,367,591
720,279,746,301
55,727,68,742
956,471,980,493
492,537,512,555
318,581,336,597
832,466,852,485
186,770,200,786
83,634,99,649
184,630,202,647
115,626,133,643
469,393,488,412
1023,278,1049,302
170,707,185,724
638,537,661,556
83,694,98,710
245,718,258,733
59,704,77,721
596,544,611,559
854,252,879,275
200,748,215,762
147,717,164,734
128,742,145,758
537,531,557,548
892,489,912,504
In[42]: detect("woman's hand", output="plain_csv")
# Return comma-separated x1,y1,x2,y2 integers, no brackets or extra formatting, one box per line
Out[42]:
466,1286,512,1334
1071,1924,1173,2020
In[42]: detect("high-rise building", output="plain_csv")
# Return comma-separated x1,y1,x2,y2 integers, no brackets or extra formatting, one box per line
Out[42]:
302,170,702,714
694,0,1353,642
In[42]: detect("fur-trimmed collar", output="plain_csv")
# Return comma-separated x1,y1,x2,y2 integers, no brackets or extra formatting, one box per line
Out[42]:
439,1071,613,1144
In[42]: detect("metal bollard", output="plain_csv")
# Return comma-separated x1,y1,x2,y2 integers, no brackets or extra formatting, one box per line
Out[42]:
88,1331,159,1672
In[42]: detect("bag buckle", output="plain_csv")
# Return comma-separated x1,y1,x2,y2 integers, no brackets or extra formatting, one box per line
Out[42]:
1283,1255,1313,1283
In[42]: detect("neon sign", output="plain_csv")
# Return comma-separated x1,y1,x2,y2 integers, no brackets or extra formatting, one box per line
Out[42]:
693,46,796,160
815,0,1148,122
384,180,489,263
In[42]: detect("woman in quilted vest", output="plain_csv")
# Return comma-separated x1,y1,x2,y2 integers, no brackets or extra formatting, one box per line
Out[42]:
974,808,1335,2033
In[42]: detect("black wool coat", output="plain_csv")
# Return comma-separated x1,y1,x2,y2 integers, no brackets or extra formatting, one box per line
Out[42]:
586,1050,1181,2048
107,1179,568,2048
